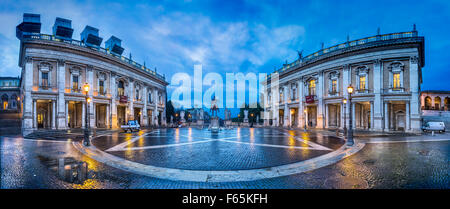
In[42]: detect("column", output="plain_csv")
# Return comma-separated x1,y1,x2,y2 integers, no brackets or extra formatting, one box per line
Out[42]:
325,104,329,128
23,57,34,134
162,91,167,126
87,66,95,128
370,101,374,130
297,79,304,128
33,100,37,129
82,101,85,128
384,102,389,131
283,85,289,127
65,102,68,128
52,101,56,129
406,102,410,131
128,79,134,121
106,104,110,128
373,59,383,130
56,59,66,129
342,65,350,129
110,73,118,128
154,88,159,126
317,71,324,128
409,56,421,132
143,86,148,126
352,102,356,128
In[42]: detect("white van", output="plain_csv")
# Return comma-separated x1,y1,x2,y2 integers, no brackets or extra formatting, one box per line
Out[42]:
422,122,446,132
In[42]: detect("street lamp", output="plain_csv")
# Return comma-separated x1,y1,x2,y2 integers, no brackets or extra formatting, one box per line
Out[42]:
343,98,347,136
347,85,354,146
83,83,91,146
303,109,307,131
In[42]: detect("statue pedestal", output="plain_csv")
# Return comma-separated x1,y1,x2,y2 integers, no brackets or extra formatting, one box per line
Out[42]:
197,120,204,126
209,117,220,132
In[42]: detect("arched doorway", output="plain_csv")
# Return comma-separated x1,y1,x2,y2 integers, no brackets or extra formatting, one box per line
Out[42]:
425,96,432,110
1,94,8,110
434,97,441,110
445,97,450,111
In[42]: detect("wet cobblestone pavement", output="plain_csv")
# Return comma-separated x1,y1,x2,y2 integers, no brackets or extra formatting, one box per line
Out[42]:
1,128,449,189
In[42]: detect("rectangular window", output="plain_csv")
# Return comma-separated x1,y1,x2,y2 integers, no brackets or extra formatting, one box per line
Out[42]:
332,80,337,93
309,80,316,96
99,80,104,95
148,93,152,103
136,89,139,100
359,76,366,90
393,73,400,89
72,75,79,90
42,72,49,87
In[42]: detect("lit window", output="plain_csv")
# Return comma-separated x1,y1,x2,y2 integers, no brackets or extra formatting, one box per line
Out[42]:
359,76,366,90
135,88,140,100
309,80,316,96
42,72,49,87
393,73,400,89
73,75,79,90
118,81,124,96
99,80,104,95
331,80,337,93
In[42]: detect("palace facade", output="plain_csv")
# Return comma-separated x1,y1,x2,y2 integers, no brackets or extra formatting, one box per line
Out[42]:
16,14,168,135
263,27,425,132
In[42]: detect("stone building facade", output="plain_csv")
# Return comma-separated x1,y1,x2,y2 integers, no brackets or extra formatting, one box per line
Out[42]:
0,77,21,112
16,14,168,135
421,90,450,130
263,28,425,133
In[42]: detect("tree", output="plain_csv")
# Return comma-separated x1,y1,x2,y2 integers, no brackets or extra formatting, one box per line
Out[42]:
166,100,175,123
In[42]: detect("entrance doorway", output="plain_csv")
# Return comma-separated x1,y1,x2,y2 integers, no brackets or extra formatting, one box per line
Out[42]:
96,104,107,128
117,106,126,126
134,107,141,125
307,106,317,128
68,102,82,128
36,100,52,129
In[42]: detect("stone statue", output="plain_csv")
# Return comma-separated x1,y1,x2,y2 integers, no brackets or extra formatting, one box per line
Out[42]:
244,110,249,123
180,111,186,123
210,96,219,117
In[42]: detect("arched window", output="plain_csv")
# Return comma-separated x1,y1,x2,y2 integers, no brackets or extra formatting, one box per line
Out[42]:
118,80,124,96
434,97,441,110
425,96,432,110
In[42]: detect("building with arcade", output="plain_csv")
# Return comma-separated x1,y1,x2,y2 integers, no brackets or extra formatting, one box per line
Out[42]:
263,27,425,133
16,13,168,135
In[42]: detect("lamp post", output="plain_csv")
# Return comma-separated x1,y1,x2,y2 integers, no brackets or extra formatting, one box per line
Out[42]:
303,109,307,131
347,85,354,146
343,98,347,136
83,83,91,146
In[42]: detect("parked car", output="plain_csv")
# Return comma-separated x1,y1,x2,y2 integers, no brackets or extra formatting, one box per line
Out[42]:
121,120,141,132
422,121,445,133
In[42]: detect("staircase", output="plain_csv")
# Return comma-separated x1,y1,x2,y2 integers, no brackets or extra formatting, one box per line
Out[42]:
0,111,22,136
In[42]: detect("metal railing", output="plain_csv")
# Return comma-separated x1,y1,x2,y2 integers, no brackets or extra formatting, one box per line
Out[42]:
268,30,419,78
21,33,166,81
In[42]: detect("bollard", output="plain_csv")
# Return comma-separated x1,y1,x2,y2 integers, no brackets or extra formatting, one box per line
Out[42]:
432,131,435,136
58,158,65,179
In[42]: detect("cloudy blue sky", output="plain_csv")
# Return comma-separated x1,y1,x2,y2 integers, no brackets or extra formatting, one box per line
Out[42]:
1,0,450,105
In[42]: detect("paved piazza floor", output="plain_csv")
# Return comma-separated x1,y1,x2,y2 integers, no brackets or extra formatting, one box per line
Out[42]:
93,128,344,171
1,127,449,188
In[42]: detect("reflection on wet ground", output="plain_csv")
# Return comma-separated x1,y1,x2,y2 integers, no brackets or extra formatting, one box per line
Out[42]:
1,129,449,189
92,128,344,170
